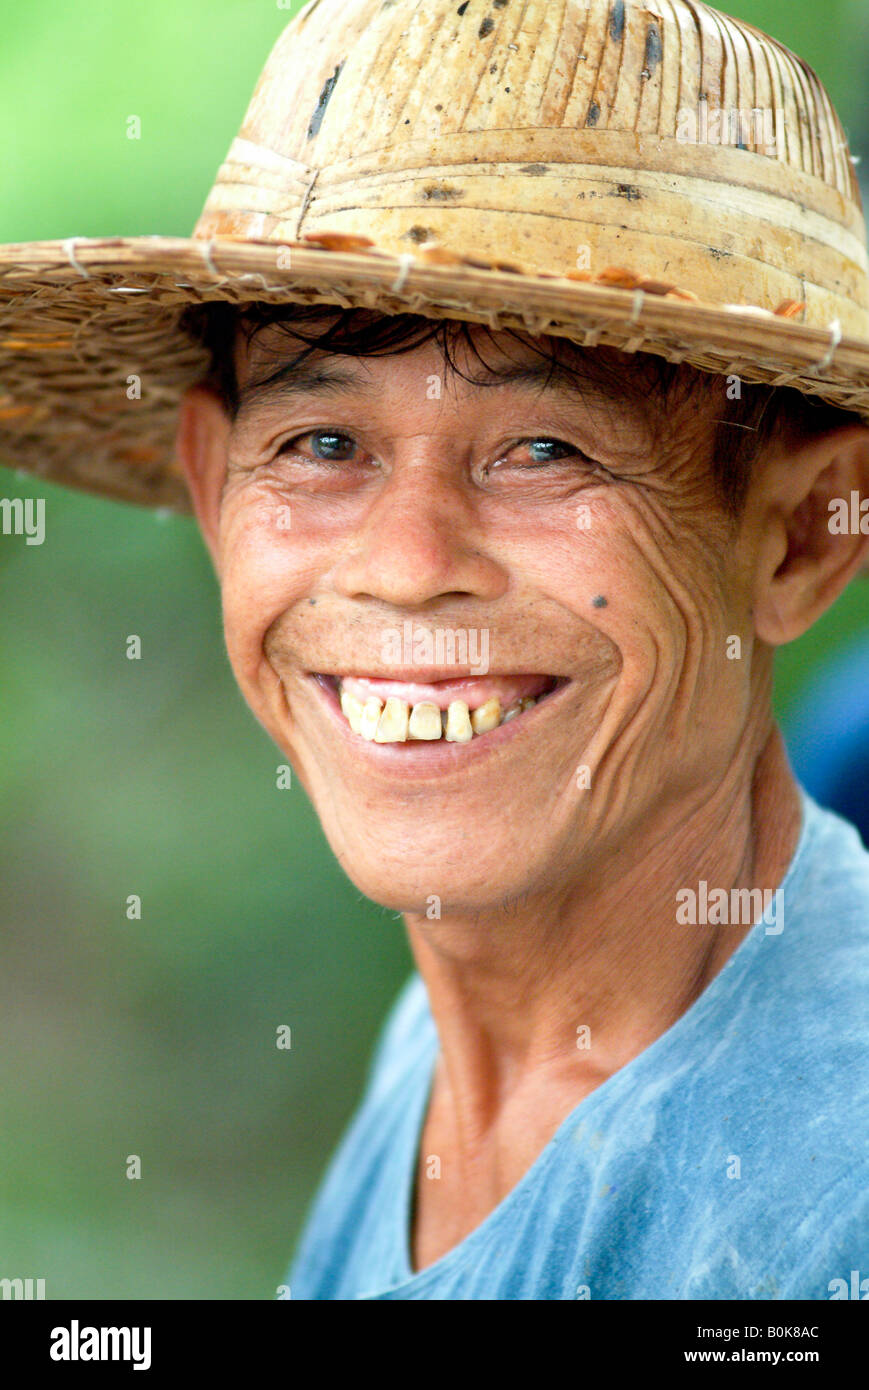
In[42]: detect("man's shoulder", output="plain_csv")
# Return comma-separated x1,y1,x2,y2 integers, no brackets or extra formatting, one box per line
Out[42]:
698,794,869,1101
777,794,869,1008
793,792,869,900
285,974,434,1298
769,792,869,976
363,971,434,1099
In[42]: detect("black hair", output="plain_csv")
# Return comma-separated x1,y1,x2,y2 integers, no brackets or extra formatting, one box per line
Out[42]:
179,298,863,519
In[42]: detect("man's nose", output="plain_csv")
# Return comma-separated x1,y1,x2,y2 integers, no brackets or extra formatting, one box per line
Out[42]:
330,461,506,607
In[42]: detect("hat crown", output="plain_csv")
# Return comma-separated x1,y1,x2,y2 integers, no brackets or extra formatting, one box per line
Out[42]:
209,0,859,193
194,0,869,333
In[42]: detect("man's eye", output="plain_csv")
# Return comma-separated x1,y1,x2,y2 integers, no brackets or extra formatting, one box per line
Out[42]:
270,432,595,469
276,430,359,461
497,437,596,468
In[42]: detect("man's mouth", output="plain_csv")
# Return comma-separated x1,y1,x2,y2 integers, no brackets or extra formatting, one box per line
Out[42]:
315,673,563,743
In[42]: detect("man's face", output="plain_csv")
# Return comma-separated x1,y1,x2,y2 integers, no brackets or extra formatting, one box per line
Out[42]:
190,320,759,913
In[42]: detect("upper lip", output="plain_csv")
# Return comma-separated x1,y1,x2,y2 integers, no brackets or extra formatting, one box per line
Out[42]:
316,669,561,683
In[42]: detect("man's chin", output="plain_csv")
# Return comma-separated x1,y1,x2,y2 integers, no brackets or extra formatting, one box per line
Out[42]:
319,831,550,922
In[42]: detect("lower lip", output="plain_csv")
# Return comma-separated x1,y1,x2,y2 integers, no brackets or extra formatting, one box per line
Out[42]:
306,674,571,774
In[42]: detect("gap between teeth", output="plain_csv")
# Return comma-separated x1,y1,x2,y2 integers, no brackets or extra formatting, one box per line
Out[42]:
337,685,539,742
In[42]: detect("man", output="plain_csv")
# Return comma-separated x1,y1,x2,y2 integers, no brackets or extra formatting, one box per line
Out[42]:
174,301,869,1299
1,0,867,1299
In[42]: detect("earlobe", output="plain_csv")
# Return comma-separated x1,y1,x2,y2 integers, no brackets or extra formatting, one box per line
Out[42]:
752,424,869,647
174,385,231,571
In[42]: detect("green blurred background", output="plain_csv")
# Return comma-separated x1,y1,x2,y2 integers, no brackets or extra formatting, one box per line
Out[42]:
0,0,867,1299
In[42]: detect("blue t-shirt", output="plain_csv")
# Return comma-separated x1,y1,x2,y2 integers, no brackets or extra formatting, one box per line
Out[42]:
286,791,869,1299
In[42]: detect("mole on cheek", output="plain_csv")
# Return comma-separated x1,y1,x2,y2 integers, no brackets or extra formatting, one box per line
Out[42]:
592,595,608,608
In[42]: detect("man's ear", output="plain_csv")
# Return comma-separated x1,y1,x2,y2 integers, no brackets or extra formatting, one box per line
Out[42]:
174,384,232,573
752,422,869,646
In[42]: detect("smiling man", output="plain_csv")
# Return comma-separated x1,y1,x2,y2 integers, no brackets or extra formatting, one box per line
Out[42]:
1,0,868,1301
173,301,869,1296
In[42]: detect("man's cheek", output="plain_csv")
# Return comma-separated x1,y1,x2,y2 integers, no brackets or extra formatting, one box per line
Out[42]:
588,565,726,723
219,549,293,692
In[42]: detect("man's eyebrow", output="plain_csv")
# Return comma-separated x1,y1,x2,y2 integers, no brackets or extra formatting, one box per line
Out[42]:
463,359,612,396
236,361,371,416
234,352,629,417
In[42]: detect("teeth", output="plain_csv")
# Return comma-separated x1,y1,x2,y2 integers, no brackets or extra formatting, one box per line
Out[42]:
445,700,473,743
358,696,383,741
335,681,547,741
374,696,410,742
408,701,442,740
340,689,364,735
471,697,501,734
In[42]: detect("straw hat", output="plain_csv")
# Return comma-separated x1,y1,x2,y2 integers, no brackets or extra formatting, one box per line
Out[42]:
1,0,868,514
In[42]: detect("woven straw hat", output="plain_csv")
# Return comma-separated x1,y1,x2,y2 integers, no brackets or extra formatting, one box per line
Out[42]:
2,0,869,514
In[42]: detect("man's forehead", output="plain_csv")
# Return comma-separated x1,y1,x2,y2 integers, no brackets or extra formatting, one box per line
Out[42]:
232,313,680,427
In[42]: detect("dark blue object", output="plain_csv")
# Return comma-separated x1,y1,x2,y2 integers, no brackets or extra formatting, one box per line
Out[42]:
783,638,869,845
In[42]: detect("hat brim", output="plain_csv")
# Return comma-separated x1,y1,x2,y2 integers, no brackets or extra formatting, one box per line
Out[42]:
2,234,869,514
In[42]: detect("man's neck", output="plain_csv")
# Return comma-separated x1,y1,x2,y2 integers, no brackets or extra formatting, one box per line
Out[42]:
403,723,803,1133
